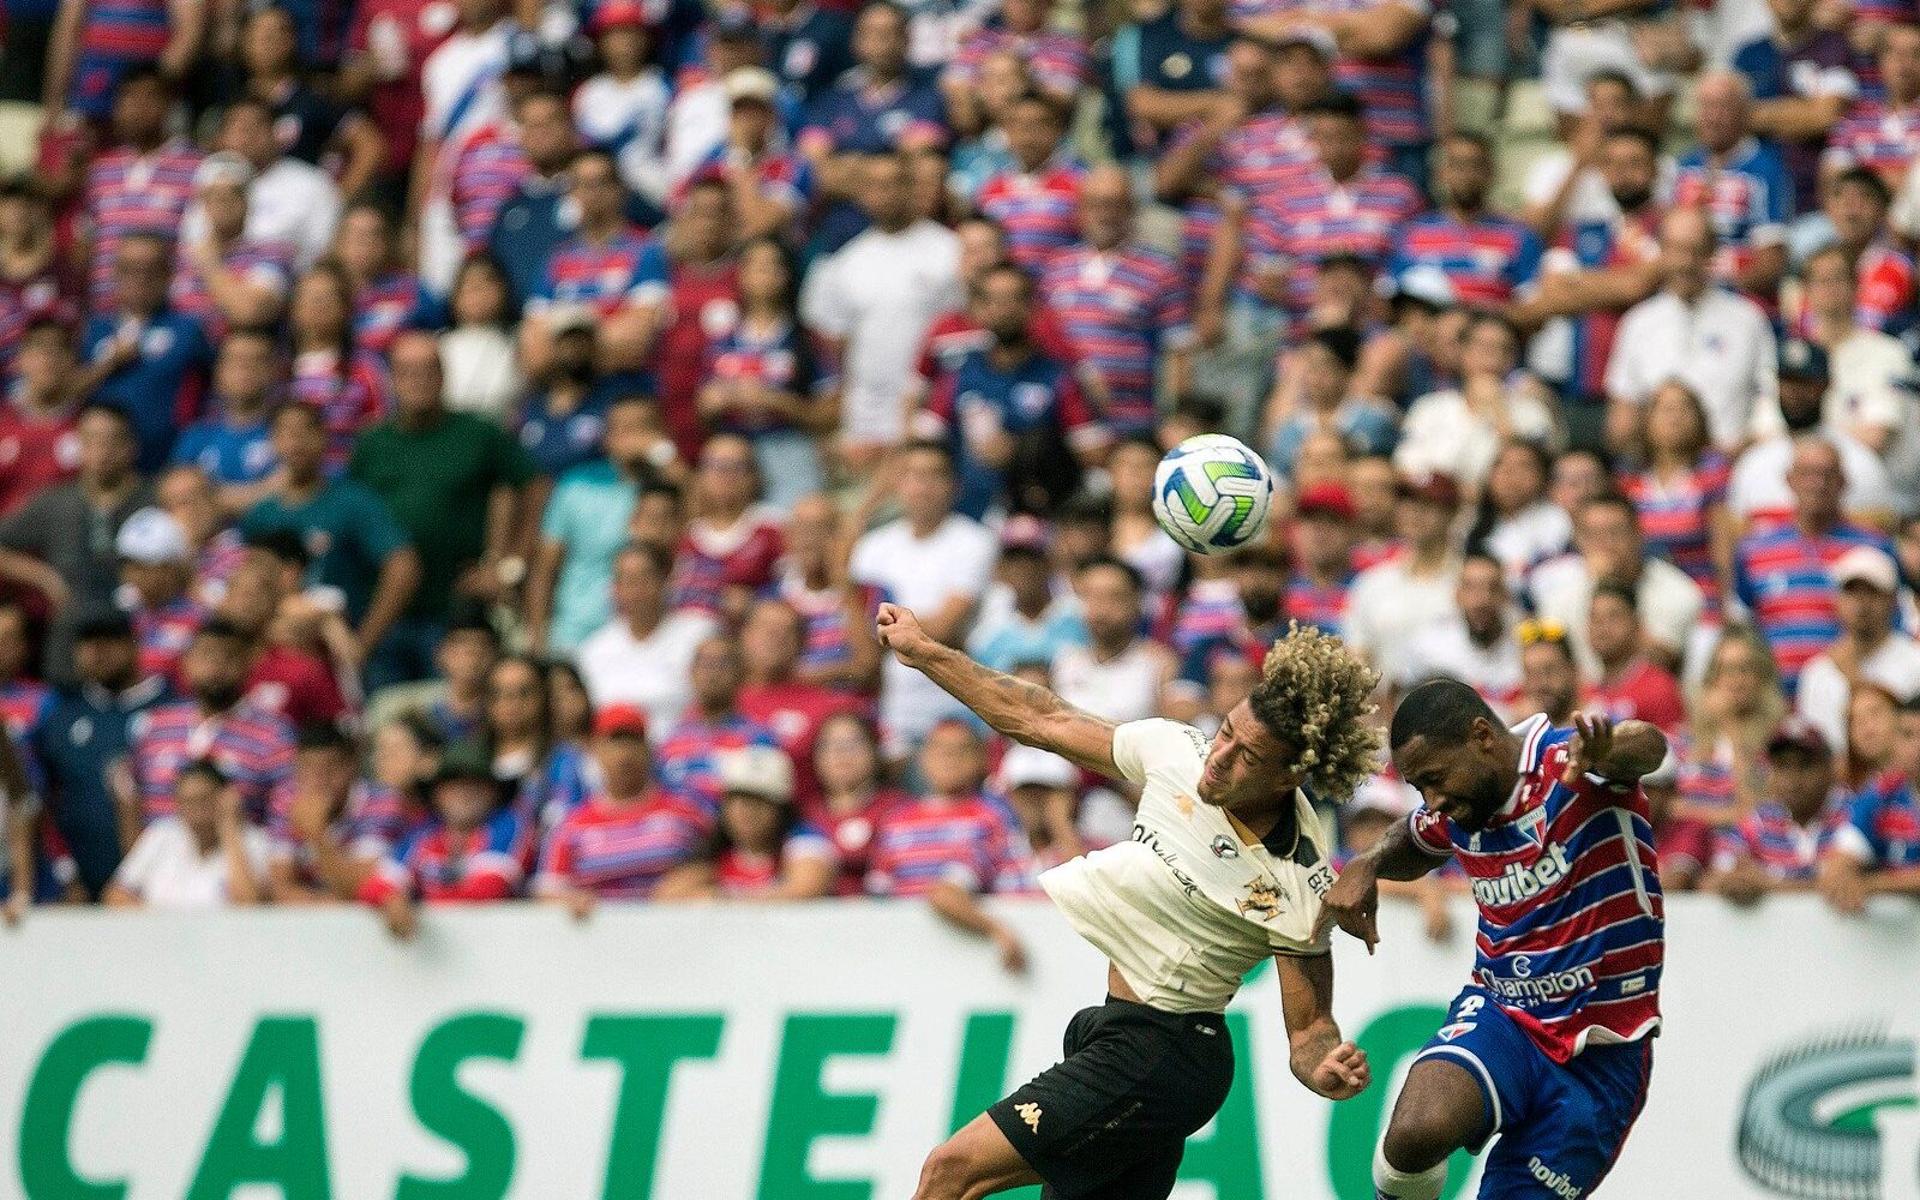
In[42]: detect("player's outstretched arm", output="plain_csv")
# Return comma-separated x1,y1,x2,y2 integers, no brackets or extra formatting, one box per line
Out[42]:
1563,715,1667,788
1314,816,1447,954
875,603,1118,776
1276,952,1370,1100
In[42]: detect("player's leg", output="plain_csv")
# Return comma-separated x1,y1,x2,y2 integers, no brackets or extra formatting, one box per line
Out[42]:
1373,1058,1493,1200
1476,1039,1655,1199
912,1114,1045,1200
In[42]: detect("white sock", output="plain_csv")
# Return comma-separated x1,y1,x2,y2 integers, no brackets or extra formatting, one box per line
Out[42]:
1373,1143,1447,1200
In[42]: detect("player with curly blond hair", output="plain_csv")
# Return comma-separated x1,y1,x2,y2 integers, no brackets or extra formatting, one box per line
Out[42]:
876,605,1383,1200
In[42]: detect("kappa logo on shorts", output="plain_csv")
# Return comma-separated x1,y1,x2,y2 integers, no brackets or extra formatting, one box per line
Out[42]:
1211,835,1239,859
1015,1103,1043,1133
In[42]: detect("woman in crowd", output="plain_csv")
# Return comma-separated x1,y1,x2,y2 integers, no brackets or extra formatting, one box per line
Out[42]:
485,654,592,832
1396,313,1562,492
287,259,393,472
1678,625,1787,823
437,254,523,425
546,659,596,747
105,760,268,909
1842,682,1902,791
697,237,836,510
658,746,838,900
1466,439,1574,583
806,712,908,896
1617,379,1734,612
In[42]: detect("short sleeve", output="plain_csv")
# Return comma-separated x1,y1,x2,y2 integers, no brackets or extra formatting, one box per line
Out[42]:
1407,806,1455,857
1110,719,1206,786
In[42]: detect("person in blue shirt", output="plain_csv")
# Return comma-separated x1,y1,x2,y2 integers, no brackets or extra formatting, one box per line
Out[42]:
27,609,173,898
168,327,282,500
517,312,634,480
763,0,856,110
919,263,1109,520
1821,696,1920,910
79,232,216,471
1107,0,1234,156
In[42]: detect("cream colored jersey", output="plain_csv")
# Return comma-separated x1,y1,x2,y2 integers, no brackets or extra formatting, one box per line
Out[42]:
1040,719,1336,1014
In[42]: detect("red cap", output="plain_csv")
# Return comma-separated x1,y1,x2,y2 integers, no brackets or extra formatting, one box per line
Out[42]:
591,0,650,33
593,703,650,740
1295,482,1355,522
1396,470,1462,509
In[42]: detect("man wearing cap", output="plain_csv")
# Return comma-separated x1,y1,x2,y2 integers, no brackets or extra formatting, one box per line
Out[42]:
572,1,672,204
170,153,294,341
692,67,817,243
1734,435,1902,689
1604,207,1776,454
1706,718,1851,902
535,704,714,913
76,233,215,472
114,506,205,684
1729,336,1901,529
27,609,170,897
0,316,84,519
1344,471,1464,681
1286,484,1358,634
1795,545,1920,753
0,405,153,678
358,739,531,934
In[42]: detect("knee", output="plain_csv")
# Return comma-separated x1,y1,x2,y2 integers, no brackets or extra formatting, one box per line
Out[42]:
912,1141,982,1200
1382,1109,1463,1174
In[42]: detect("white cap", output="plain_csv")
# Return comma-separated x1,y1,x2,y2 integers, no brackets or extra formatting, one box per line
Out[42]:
1641,748,1679,789
193,151,255,191
724,66,781,105
115,507,190,565
1383,263,1456,308
996,744,1080,792
1274,26,1338,59
1832,545,1899,593
715,745,796,804
545,302,598,336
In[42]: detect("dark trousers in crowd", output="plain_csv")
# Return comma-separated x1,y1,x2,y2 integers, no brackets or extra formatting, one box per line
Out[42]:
365,616,448,699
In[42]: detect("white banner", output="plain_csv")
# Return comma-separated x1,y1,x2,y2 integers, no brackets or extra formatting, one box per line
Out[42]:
0,896,1915,1200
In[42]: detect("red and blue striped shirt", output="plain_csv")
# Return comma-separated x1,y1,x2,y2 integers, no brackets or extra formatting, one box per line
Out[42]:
1618,455,1731,608
83,141,204,307
448,120,532,252
535,792,713,900
1409,715,1664,1062
864,792,1033,896
947,25,1090,97
354,270,439,356
534,226,669,317
168,240,295,341
1390,211,1544,310
1039,242,1192,435
1711,798,1850,881
361,807,531,903
975,161,1085,274
1733,522,1898,686
655,713,784,814
290,348,394,476
1246,165,1423,316
1826,99,1920,182
131,699,297,830
1837,774,1920,868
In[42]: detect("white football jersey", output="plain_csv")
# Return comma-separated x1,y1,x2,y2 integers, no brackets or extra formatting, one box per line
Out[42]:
1041,719,1335,1013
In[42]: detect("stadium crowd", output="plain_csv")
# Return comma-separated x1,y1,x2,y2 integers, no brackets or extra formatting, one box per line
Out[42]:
0,0,1917,952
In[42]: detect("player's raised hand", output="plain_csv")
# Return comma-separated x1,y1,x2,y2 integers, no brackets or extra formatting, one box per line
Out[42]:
1310,1041,1372,1100
1315,862,1381,954
875,603,935,665
1564,712,1615,783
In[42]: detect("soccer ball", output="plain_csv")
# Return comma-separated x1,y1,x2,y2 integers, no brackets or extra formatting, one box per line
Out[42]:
1150,434,1275,555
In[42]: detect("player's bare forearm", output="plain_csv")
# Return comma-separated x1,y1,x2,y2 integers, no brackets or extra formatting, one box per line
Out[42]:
1361,815,1449,882
877,604,1116,774
1277,953,1370,1099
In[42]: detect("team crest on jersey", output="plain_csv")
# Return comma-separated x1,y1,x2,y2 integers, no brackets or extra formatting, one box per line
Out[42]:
1237,879,1283,919
1516,805,1547,847
1210,835,1238,859
1437,1021,1477,1042
1174,793,1195,818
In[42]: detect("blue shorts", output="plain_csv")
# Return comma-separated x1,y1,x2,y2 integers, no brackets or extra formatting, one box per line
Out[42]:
1415,988,1655,1199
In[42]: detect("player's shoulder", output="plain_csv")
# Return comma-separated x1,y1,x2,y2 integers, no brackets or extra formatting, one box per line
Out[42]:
1112,718,1210,783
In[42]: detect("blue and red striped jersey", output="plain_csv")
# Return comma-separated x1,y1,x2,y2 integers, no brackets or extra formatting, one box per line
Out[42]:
448,120,533,252
1550,208,1664,397
1837,775,1920,868
130,594,206,684
1039,242,1192,435
1711,798,1849,881
1284,570,1353,636
1408,714,1664,1062
1826,99,1920,182
169,240,295,341
533,226,669,317
535,792,714,899
655,713,784,813
1389,211,1543,310
362,806,531,904
865,792,1034,896
947,24,1090,98
1671,138,1793,307
0,679,50,739
354,270,441,357
132,699,297,830
289,348,394,476
1733,522,1898,686
975,161,1086,274
83,141,204,307
1244,165,1423,316
1618,454,1731,608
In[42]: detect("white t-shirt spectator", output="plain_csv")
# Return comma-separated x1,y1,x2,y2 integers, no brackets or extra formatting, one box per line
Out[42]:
1482,501,1574,583
1728,430,1901,525
1524,150,1677,226
801,219,963,445
1395,384,1561,491
247,157,342,270
1604,287,1777,451
573,69,673,205
111,817,270,908
1795,635,1920,755
1396,616,1524,717
1527,552,1705,674
1343,557,1462,681
577,610,722,739
1052,640,1172,725
439,326,524,424
851,513,998,752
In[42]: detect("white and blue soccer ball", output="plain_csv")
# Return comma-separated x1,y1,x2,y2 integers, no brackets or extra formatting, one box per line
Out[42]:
1150,434,1275,556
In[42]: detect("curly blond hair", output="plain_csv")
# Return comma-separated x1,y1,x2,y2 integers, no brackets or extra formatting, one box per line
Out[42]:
1249,622,1383,803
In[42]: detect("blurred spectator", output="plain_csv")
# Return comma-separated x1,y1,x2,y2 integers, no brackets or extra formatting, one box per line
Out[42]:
968,519,1089,672
115,506,202,683
1826,22,1920,190
1679,624,1787,821
0,405,153,676
0,600,46,737
1521,71,1670,234
0,316,84,519
968,93,1082,272
1617,380,1733,612
286,260,395,473
1263,326,1398,479
234,4,384,192
80,69,203,307
29,610,170,897
650,179,743,458
485,653,591,831
45,0,203,122
1641,754,1709,891
483,89,585,311
535,703,709,912
1398,314,1560,493
801,154,962,466
578,542,719,731
1795,546,1920,753
1730,340,1899,529
1733,436,1900,689
171,330,282,503
1733,0,1856,214
516,307,625,480
214,538,351,729
1287,484,1358,635
80,233,215,470
1397,553,1522,715
336,200,440,359
103,760,268,909
412,0,520,291
349,330,536,689
699,68,816,244
242,402,422,668
170,154,293,341
1805,170,1914,341
217,97,342,271
572,2,671,205
338,0,460,186
1529,493,1704,676
1820,695,1920,910
1788,244,1918,495
128,618,296,830
658,744,837,899
807,711,906,895
1605,208,1775,454
1518,619,1582,726
1054,557,1176,725
1465,440,1572,583
1583,582,1687,733
359,738,532,936
849,441,997,758
866,719,1029,971
737,598,865,805
437,255,523,422
1706,718,1847,903
664,17,764,197
274,722,391,904
763,0,855,110
1841,682,1901,790
1343,470,1462,679
1106,439,1185,598
672,432,784,620
773,494,884,695
654,634,781,812
1109,0,1233,158
1672,71,1792,307
373,614,499,745
1388,133,1540,312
